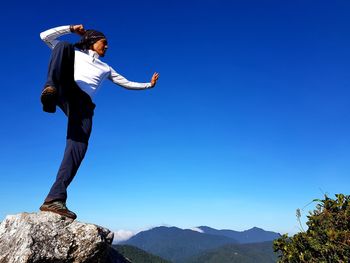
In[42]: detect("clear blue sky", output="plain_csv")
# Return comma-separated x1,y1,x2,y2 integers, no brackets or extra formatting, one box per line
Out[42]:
1,0,350,235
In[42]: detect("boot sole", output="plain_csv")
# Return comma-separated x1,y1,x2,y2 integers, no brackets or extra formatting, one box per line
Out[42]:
41,88,57,113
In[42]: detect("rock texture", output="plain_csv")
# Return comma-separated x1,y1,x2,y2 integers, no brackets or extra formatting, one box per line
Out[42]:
0,212,130,263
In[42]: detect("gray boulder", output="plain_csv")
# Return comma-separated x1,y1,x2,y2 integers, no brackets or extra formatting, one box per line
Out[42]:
0,212,130,263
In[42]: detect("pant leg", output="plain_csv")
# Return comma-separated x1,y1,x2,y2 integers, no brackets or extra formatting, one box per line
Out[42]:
44,42,96,202
44,91,95,202
45,41,75,114
45,116,92,202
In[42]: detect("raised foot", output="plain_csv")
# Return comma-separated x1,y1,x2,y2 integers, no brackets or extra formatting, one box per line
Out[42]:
40,86,57,113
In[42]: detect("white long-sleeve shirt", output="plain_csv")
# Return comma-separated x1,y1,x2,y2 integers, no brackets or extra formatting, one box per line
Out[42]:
40,25,151,100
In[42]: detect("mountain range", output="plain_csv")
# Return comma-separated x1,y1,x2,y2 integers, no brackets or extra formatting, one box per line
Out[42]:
121,226,280,262
197,226,280,244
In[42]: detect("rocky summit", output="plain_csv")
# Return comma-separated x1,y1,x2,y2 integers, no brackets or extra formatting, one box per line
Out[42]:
0,212,130,263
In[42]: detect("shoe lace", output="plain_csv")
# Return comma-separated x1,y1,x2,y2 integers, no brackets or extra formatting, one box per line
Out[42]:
51,201,68,210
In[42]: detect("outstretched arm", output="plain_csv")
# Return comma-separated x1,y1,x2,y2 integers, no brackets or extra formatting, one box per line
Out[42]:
109,68,159,90
40,24,86,49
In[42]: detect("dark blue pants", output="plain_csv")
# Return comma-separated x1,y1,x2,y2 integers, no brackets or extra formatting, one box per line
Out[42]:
44,42,95,203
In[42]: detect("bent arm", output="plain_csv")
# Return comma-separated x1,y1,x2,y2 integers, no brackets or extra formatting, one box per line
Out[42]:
109,67,152,90
40,25,71,49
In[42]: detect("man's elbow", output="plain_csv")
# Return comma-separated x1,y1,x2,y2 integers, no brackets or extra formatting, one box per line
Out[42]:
39,32,47,42
39,33,54,48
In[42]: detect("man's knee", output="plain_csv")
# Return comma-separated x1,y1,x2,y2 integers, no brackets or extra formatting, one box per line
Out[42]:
67,118,92,144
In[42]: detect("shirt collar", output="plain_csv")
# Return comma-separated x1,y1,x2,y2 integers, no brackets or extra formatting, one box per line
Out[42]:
87,49,100,59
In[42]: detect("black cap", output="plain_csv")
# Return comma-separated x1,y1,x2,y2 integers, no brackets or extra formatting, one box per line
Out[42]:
74,29,107,50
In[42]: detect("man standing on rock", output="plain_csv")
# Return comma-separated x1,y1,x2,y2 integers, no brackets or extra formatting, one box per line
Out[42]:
39,24,159,219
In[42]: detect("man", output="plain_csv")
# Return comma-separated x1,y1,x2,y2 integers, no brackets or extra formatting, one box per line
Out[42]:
39,24,159,219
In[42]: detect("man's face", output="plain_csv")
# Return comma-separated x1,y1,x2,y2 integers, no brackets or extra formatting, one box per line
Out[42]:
92,38,108,57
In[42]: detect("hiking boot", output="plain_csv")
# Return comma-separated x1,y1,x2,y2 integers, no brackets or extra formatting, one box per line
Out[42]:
41,86,57,113
40,200,77,220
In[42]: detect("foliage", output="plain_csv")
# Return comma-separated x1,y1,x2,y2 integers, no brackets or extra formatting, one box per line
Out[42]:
274,194,350,262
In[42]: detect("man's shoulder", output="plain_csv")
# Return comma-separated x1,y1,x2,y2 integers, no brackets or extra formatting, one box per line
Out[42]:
74,50,111,71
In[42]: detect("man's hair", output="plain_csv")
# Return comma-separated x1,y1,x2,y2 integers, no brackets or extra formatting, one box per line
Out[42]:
74,30,106,50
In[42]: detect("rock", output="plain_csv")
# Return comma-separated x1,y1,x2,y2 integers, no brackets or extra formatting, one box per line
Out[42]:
0,212,131,263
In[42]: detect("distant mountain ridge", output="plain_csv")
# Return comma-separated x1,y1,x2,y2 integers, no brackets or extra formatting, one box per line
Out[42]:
197,226,281,244
185,241,278,263
122,226,280,262
123,226,238,262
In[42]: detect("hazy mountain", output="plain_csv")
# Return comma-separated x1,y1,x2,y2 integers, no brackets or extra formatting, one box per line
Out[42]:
122,226,238,262
112,245,171,263
184,241,278,263
198,226,281,244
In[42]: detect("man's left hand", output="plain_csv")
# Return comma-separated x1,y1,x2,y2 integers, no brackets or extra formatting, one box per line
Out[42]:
150,72,159,88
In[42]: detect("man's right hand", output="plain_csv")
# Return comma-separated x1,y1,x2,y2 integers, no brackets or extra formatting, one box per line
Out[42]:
70,24,86,36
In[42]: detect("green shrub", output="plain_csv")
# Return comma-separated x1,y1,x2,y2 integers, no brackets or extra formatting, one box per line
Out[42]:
274,194,350,262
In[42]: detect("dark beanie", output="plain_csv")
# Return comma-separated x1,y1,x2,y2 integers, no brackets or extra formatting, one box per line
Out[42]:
74,30,106,50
